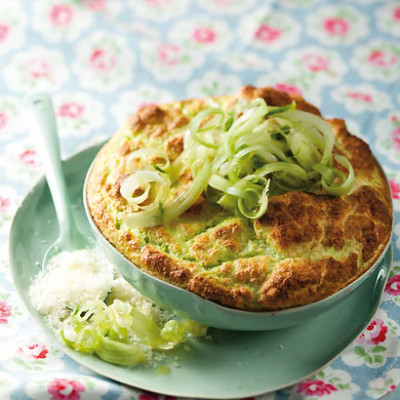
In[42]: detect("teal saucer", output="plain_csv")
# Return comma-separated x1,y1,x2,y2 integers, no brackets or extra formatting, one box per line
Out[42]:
9,144,392,399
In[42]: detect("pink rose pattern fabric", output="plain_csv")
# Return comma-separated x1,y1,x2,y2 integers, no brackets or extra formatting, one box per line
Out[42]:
48,378,86,400
0,0,399,399
0,300,12,325
17,343,49,360
297,380,338,397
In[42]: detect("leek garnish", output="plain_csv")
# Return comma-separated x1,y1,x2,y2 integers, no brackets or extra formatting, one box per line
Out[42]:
152,163,167,174
120,97,355,227
61,299,207,366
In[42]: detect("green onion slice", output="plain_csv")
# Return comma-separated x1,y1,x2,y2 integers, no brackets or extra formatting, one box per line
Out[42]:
127,149,171,171
120,171,170,211
61,299,207,366
189,108,224,149
95,337,147,366
120,96,355,227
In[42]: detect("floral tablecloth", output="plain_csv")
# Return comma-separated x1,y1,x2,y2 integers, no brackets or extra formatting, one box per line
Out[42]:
0,0,400,399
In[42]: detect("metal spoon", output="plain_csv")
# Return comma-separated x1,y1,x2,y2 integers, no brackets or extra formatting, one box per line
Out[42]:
27,94,87,269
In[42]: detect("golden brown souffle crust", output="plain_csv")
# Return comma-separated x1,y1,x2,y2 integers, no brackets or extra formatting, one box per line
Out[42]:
86,86,393,311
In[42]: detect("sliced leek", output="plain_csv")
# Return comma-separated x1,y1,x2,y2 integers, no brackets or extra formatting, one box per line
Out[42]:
119,96,355,227
61,299,207,366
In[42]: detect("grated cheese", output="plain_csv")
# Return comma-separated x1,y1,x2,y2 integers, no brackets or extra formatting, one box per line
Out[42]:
29,248,114,318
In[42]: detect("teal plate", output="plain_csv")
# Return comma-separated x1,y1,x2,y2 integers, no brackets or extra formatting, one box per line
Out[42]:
10,144,393,399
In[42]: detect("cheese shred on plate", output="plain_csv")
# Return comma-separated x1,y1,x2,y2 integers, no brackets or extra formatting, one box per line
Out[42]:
29,249,114,317
29,248,207,368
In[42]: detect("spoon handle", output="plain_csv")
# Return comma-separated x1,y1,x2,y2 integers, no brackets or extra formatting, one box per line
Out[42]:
27,94,75,248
